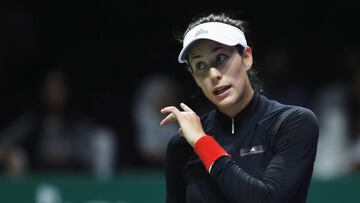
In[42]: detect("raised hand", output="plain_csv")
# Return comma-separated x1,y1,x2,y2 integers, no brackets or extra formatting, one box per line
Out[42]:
160,103,205,147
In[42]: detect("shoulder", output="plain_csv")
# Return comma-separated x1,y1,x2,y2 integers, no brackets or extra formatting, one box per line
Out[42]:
258,94,319,149
199,109,217,131
260,94,318,127
261,94,319,135
167,133,186,149
274,105,319,147
166,133,193,159
282,106,319,128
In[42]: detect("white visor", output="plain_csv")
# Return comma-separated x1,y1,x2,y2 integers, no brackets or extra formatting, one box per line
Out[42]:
178,22,248,63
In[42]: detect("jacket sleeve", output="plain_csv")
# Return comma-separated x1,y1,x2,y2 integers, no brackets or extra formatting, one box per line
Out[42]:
209,108,319,203
165,134,192,203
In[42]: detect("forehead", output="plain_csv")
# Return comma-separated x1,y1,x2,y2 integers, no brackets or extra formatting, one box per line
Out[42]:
188,40,231,60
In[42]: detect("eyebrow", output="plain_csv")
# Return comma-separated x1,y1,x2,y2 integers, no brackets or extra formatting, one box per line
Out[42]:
189,46,225,63
212,46,224,53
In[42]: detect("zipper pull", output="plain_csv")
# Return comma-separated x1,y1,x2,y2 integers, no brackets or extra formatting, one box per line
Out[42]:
231,118,235,134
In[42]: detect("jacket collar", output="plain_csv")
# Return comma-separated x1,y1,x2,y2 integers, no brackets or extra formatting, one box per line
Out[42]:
215,89,260,134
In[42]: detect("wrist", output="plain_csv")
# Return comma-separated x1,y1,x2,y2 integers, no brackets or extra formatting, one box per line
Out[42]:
194,135,230,172
190,133,206,147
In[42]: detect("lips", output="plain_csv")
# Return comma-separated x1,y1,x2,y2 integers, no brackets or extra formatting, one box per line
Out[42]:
213,85,231,95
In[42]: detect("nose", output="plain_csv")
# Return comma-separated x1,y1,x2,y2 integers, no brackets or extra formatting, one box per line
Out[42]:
209,67,222,83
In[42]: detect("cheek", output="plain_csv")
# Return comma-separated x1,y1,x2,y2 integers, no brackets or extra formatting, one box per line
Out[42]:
229,64,245,81
228,66,249,91
195,78,213,96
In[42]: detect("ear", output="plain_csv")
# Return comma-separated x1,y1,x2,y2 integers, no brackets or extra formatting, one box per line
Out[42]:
242,47,253,71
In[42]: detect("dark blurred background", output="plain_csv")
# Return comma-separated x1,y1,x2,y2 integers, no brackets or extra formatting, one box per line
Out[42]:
0,0,360,202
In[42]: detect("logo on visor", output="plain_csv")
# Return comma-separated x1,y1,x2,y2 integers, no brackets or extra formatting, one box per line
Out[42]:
194,28,208,37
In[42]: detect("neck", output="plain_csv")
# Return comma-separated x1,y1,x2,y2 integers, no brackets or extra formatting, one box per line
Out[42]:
220,86,254,118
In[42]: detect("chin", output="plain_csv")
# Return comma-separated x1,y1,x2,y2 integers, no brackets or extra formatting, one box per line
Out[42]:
214,96,237,110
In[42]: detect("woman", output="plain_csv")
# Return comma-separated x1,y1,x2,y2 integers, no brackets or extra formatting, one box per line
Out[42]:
160,13,319,203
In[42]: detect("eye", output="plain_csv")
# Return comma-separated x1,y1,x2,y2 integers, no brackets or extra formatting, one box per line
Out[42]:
195,62,208,72
215,53,228,65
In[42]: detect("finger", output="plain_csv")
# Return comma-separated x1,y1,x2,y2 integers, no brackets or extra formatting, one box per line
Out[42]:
180,103,194,112
160,113,176,126
161,106,181,117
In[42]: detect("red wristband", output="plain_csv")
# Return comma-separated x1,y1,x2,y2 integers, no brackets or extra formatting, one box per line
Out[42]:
194,135,230,171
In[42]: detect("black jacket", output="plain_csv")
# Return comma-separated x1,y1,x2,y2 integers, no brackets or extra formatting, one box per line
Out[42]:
165,90,319,203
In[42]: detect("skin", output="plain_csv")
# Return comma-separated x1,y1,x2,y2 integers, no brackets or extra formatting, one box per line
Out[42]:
160,39,254,147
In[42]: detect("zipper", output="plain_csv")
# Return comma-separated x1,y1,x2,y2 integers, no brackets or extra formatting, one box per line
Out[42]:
231,118,235,134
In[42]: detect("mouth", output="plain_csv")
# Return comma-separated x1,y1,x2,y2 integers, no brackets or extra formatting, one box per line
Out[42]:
213,85,231,95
